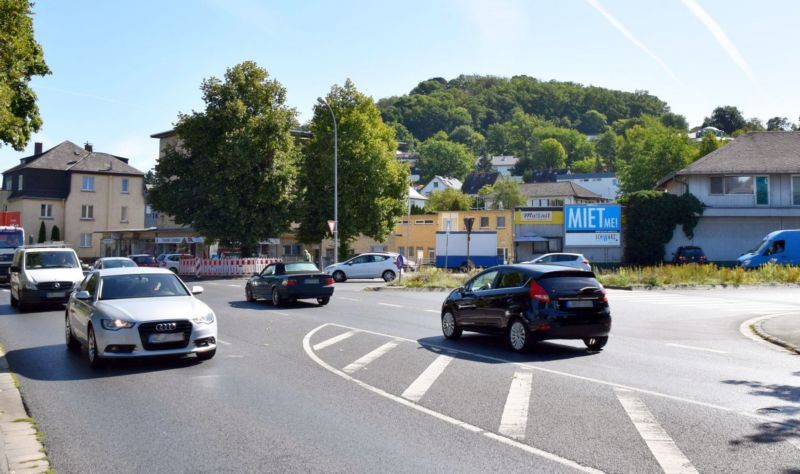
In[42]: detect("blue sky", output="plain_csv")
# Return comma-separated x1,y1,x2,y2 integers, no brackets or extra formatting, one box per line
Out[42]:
4,0,798,173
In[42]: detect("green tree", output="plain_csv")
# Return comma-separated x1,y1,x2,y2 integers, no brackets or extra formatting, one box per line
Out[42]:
595,127,620,170
50,224,60,241
702,106,745,135
616,119,696,194
697,131,721,158
474,155,493,172
535,138,567,170
37,221,45,243
578,110,607,134
659,112,688,131
149,61,300,256
478,177,524,210
571,157,598,173
416,134,474,182
449,124,485,155
296,79,407,259
0,0,51,151
424,188,473,212
766,116,792,131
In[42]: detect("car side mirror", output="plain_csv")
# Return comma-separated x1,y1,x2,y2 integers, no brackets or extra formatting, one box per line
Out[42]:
9,265,18,273
191,285,204,295
75,291,91,300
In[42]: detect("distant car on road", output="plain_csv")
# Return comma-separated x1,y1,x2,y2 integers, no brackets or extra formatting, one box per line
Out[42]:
246,262,334,306
128,254,158,267
386,252,417,272
160,253,193,273
65,267,217,368
440,264,611,353
672,246,707,264
524,253,591,271
92,257,137,270
325,253,402,282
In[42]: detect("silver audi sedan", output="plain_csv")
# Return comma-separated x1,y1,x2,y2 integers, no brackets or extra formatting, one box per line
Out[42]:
65,267,218,368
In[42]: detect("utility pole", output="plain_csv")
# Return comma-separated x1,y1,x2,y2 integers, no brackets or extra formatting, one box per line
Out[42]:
464,216,475,272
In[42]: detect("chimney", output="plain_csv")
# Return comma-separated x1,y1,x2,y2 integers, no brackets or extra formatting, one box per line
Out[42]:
34,142,42,155
84,142,93,152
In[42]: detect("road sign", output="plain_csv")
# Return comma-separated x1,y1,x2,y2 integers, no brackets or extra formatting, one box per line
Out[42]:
327,220,336,235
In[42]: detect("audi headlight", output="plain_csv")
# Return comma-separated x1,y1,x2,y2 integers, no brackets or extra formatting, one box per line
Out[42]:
193,312,215,325
101,319,135,330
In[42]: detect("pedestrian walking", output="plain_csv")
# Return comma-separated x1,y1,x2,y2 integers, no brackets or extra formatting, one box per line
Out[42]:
303,249,312,262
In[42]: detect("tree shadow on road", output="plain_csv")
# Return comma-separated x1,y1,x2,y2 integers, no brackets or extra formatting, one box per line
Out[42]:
721,377,800,451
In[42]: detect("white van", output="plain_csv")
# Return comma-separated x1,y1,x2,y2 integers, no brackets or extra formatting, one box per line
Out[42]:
10,246,84,312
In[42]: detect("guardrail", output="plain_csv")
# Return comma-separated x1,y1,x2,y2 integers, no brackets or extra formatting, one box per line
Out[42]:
178,257,282,278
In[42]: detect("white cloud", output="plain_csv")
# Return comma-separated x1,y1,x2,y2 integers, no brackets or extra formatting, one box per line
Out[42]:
680,0,759,88
584,0,680,83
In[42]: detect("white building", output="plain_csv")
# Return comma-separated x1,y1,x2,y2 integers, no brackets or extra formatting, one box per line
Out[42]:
557,172,619,201
408,187,427,209
420,176,462,197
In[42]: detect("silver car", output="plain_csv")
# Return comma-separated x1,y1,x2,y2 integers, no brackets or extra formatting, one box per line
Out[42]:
524,253,592,271
65,267,217,368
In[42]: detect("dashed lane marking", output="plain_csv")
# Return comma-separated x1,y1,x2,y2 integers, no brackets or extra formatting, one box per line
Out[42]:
338,297,361,302
227,284,240,288
615,388,698,474
378,303,403,308
303,325,604,473
343,341,400,374
499,368,534,441
401,354,454,402
425,309,440,314
312,330,358,351
664,343,728,354
217,339,232,346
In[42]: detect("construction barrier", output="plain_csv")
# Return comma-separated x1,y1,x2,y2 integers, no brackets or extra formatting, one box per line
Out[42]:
179,257,281,278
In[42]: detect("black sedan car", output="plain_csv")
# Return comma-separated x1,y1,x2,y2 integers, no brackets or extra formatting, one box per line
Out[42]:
245,262,334,306
440,264,611,352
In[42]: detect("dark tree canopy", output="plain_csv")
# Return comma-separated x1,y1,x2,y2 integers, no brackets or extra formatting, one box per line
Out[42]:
702,106,746,135
149,61,300,255
0,0,51,151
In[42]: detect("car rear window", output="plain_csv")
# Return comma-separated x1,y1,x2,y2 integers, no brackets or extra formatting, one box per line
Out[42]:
682,248,704,257
131,256,156,264
285,263,320,273
536,270,601,295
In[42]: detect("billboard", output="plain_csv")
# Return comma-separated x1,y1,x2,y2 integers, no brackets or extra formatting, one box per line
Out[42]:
514,209,563,225
564,204,621,247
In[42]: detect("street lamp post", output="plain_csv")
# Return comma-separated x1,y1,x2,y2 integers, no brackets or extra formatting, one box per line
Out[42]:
317,97,338,264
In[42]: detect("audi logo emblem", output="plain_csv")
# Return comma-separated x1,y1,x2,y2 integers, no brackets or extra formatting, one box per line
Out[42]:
53,282,61,289
155,322,177,332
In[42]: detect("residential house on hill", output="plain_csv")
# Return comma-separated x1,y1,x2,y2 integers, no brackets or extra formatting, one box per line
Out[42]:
420,176,462,197
557,172,619,201
0,141,146,259
519,181,608,207
461,171,499,199
408,186,427,209
489,155,518,176
658,131,800,261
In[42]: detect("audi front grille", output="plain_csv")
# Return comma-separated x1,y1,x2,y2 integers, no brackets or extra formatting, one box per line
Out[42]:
138,320,192,350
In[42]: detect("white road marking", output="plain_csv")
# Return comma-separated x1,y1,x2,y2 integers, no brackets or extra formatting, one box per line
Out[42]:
615,388,698,474
499,368,534,440
785,435,800,451
227,284,240,288
664,343,728,354
270,311,289,316
401,354,454,402
224,355,245,358
217,339,232,346
425,309,440,314
343,341,399,374
0,289,8,293
378,302,403,308
738,313,799,353
302,326,604,473
338,297,361,302
312,330,357,351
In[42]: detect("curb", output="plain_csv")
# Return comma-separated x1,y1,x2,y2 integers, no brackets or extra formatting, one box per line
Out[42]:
750,319,800,355
0,350,50,474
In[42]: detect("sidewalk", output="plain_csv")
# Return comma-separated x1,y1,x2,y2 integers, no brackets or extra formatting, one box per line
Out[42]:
0,350,50,474
752,314,800,355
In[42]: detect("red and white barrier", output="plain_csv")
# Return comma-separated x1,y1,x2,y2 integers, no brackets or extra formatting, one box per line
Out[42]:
178,257,281,278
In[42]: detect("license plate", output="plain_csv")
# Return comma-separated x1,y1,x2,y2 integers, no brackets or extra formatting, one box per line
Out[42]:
148,333,185,343
565,300,594,308
304,279,318,284
46,291,66,298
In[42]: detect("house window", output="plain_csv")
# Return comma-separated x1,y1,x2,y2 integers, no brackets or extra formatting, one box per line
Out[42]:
121,178,129,193
2,177,9,190
550,199,564,207
433,182,439,188
709,177,724,195
755,176,769,206
17,175,23,191
792,176,800,205
121,206,128,223
283,244,300,256
81,205,94,220
480,217,489,228
398,246,405,256
724,176,753,194
40,204,52,218
80,233,92,248
82,176,95,191
496,216,506,228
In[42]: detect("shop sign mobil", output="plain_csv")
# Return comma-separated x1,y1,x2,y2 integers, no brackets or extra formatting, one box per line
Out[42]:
564,204,621,247
514,209,563,225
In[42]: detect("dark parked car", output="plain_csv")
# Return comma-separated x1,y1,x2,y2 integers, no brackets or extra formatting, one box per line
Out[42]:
245,262,334,306
672,246,707,264
440,264,611,352
128,254,158,267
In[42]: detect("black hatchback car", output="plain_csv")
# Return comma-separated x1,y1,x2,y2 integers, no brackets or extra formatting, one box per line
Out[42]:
440,264,611,352
671,246,707,264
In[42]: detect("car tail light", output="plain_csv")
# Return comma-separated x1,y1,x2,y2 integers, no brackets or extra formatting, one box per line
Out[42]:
324,278,334,285
600,285,608,302
582,259,589,266
529,280,550,303
282,280,298,286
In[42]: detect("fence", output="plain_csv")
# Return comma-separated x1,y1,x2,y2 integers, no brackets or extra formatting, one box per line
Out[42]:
178,257,282,278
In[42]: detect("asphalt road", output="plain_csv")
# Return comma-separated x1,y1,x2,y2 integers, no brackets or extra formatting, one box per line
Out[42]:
0,281,798,473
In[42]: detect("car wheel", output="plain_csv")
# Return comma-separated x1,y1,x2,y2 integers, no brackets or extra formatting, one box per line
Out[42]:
332,271,346,283
441,311,462,340
271,287,283,307
583,336,608,352
507,319,530,353
382,270,396,282
196,349,216,361
245,286,255,302
317,296,330,306
16,290,27,313
87,326,104,369
9,290,17,307
65,313,80,352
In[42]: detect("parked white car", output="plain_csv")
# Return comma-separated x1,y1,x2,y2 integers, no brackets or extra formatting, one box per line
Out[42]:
325,253,403,282
524,253,592,271
65,267,217,368
160,253,192,273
